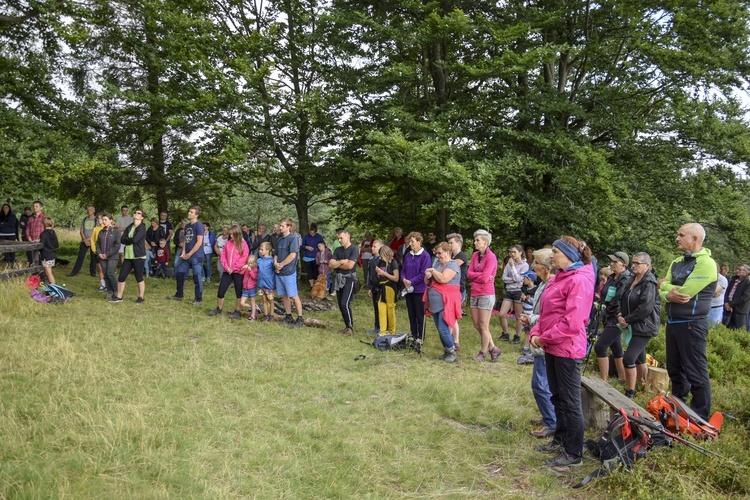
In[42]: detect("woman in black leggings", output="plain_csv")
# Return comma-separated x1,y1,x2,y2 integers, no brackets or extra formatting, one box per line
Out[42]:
594,251,631,382
209,224,249,319
113,209,147,304
617,252,661,398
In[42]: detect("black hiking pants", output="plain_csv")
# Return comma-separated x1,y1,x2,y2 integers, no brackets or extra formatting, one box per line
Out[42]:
665,320,712,420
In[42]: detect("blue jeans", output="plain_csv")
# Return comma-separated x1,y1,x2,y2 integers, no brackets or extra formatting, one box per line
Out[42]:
532,355,556,429
145,250,154,276
203,253,213,282
432,311,455,350
176,255,204,300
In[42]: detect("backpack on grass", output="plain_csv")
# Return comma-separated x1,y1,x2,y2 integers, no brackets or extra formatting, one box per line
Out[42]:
574,409,671,488
45,283,75,302
646,394,723,440
372,334,408,351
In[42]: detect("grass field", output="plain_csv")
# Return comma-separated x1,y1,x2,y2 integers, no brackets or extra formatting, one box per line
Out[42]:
2,234,750,498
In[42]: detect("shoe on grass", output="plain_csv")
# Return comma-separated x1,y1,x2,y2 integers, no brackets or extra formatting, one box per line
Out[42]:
500,332,510,342
283,314,294,324
489,346,502,363
109,296,123,303
293,316,305,328
366,328,380,336
229,309,241,320
190,300,202,306
340,327,354,336
544,452,582,468
531,426,556,438
98,285,107,292
535,440,563,453
512,334,521,344
135,297,144,305
208,307,222,316
473,351,486,362
443,348,457,363
167,295,183,301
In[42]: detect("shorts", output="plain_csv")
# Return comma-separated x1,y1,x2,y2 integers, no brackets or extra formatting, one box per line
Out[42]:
43,260,55,268
503,289,523,304
242,288,257,298
276,274,298,297
259,288,274,296
470,294,495,310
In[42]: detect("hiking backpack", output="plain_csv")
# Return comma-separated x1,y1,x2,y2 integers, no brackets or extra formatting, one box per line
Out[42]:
575,409,671,488
371,334,408,351
646,394,723,440
45,283,75,302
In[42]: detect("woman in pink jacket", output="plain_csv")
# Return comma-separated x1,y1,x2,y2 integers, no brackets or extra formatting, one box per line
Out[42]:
466,229,502,362
209,224,250,319
530,236,595,469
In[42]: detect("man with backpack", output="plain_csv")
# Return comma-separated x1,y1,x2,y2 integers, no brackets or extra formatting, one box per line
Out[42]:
659,223,717,420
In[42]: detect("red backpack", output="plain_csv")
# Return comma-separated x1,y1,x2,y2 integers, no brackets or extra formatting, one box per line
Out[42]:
646,394,723,440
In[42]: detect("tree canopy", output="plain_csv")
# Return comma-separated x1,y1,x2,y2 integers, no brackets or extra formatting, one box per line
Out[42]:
3,0,750,261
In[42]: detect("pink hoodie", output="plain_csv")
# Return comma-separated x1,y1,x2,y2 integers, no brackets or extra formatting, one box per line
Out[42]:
530,263,595,359
242,266,258,290
220,239,250,274
466,248,498,297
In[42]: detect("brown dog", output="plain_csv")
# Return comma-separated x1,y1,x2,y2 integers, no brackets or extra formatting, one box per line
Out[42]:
311,274,328,299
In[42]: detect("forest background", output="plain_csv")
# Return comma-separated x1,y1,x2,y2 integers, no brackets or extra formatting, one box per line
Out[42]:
4,0,750,268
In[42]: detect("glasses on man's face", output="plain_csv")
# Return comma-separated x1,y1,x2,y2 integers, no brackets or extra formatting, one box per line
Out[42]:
632,261,646,266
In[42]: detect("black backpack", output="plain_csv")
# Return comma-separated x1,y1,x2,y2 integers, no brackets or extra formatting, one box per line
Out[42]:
372,334,408,351
574,409,671,488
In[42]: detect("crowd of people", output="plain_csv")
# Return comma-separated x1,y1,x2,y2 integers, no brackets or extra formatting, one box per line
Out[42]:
1,201,730,472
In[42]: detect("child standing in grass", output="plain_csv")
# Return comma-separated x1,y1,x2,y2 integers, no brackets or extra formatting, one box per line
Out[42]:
316,241,332,292
155,238,171,278
256,242,275,322
40,217,59,285
376,245,400,335
240,254,259,321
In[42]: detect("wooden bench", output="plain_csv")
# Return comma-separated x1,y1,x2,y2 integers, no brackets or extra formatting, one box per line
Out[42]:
0,241,43,280
581,376,657,432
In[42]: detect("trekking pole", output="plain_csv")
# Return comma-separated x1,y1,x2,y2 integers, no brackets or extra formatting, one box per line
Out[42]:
629,415,741,465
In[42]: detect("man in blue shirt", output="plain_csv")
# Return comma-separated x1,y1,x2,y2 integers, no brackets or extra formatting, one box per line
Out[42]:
168,206,205,305
275,217,304,327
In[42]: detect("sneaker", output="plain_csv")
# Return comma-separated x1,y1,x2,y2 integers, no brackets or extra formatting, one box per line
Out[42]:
135,297,144,305
544,452,582,468
340,327,353,336
511,334,521,344
293,316,305,328
473,351,487,362
98,285,107,292
624,389,636,399
366,328,380,336
265,315,274,322
489,346,502,363
283,314,294,324
500,332,510,342
167,295,183,301
247,315,256,322
522,345,531,355
190,300,202,306
208,307,222,316
229,310,241,320
535,440,563,453
443,349,457,363
517,353,534,365
109,296,123,303
531,426,556,438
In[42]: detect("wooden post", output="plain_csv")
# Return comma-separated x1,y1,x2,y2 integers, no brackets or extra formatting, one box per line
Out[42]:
645,366,670,395
581,384,610,432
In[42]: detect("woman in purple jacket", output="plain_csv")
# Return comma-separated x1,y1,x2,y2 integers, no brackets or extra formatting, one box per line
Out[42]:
530,236,595,469
401,231,431,341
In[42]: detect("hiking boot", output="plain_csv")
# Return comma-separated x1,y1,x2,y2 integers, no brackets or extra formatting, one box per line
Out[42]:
283,314,294,324
340,327,354,336
500,332,510,342
293,316,305,328
190,300,202,306
489,346,502,363
544,452,582,468
366,328,380,336
166,295,183,301
229,309,241,320
531,426,556,438
135,297,144,305
535,440,563,453
517,354,534,365
208,307,222,316
109,296,123,303
624,389,636,399
473,351,487,362
443,348,457,363
511,334,521,344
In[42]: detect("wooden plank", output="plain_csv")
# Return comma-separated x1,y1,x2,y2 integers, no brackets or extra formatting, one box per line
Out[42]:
581,376,656,422
0,265,43,281
0,241,42,252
